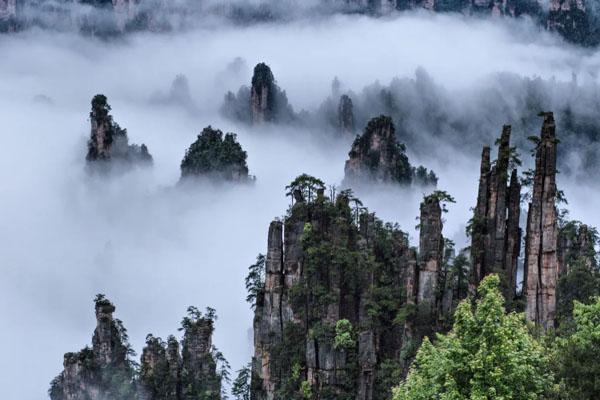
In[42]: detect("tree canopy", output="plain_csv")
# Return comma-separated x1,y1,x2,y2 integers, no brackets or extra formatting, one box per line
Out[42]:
393,274,553,400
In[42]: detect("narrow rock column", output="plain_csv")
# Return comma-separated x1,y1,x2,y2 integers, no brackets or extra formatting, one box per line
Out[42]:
417,196,444,308
505,169,521,299
252,220,284,400
489,125,511,275
470,146,491,293
402,248,418,344
251,63,275,125
524,112,559,330
92,299,119,365
338,94,355,136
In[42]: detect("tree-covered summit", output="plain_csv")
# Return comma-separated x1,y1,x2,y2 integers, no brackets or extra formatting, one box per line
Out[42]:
180,126,252,182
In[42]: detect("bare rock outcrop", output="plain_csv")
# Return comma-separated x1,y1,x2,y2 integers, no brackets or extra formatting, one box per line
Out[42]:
469,125,521,299
86,94,152,170
524,112,559,330
343,115,437,187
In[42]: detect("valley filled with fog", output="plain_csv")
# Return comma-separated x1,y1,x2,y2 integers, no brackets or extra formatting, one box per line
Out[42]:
2,11,600,400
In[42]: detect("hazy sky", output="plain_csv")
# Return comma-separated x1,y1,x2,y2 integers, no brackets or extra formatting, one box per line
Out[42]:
1,11,600,400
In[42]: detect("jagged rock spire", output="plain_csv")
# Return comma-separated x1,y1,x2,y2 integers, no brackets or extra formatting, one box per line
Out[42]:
505,169,522,299
417,195,444,308
469,125,520,299
251,63,276,124
343,115,437,187
86,94,152,168
524,112,559,330
338,94,355,136
49,295,136,400
92,296,122,365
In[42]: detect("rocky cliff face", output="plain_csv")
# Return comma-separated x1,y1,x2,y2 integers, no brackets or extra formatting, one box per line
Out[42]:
2,0,597,45
86,94,152,170
558,221,598,275
524,112,559,331
547,0,592,44
250,177,454,400
179,126,252,183
469,125,521,300
343,115,437,187
51,298,223,400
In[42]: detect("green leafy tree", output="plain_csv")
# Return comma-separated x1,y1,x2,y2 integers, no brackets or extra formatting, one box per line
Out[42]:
245,254,266,308
393,274,553,400
333,319,356,350
231,364,251,400
553,297,600,399
285,174,325,204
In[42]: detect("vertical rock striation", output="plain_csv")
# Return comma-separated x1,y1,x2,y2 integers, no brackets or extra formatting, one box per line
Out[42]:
469,125,520,299
524,112,559,330
252,183,416,400
417,195,444,309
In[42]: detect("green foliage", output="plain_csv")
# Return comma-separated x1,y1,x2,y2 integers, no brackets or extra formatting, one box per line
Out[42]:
245,254,266,308
285,174,325,204
556,264,600,330
180,306,217,332
231,364,251,400
180,126,249,181
393,275,553,400
334,319,356,350
423,190,455,212
553,297,600,399
300,380,313,400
